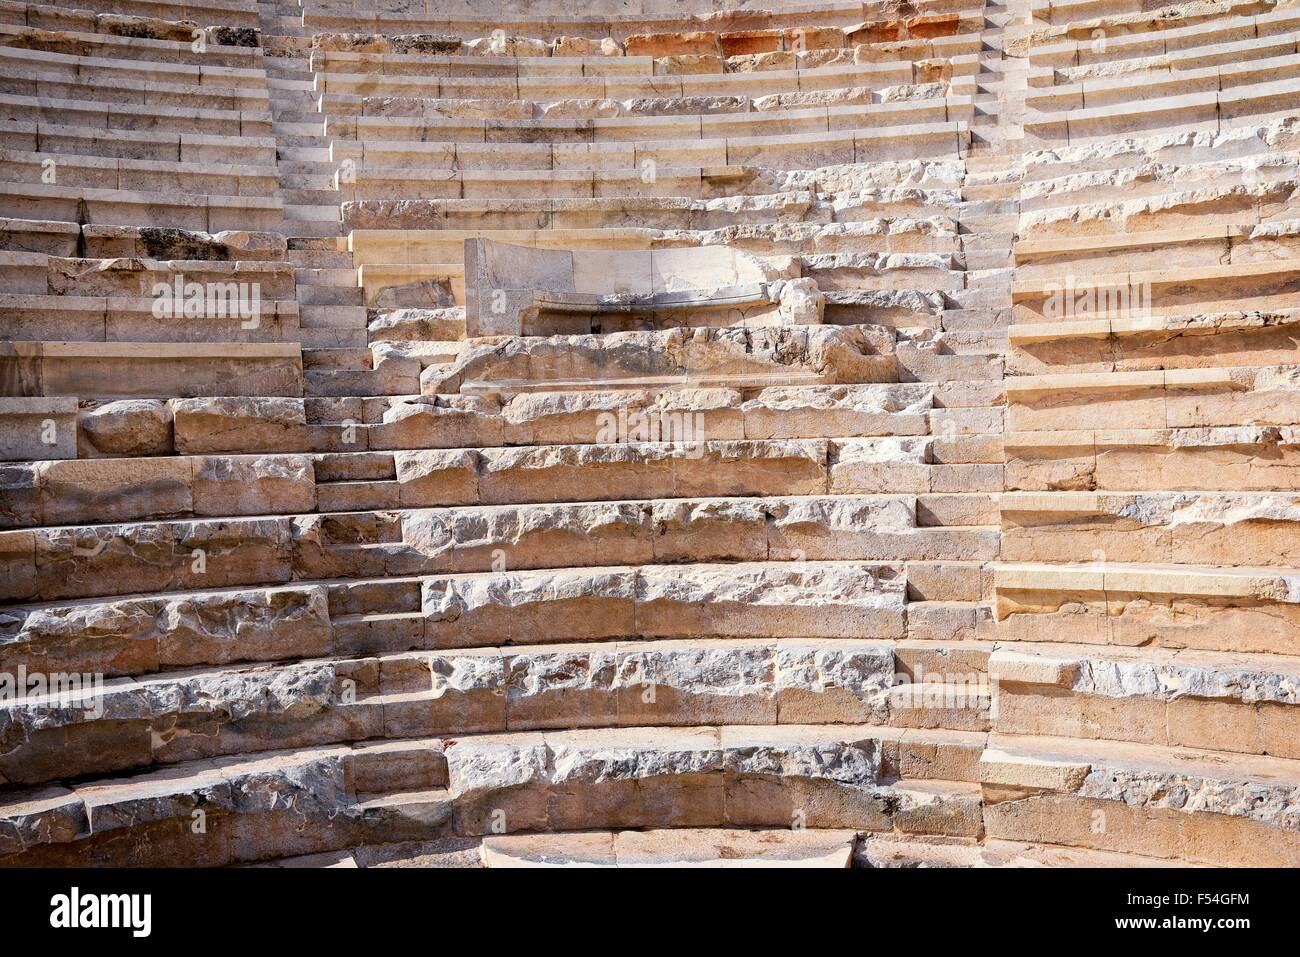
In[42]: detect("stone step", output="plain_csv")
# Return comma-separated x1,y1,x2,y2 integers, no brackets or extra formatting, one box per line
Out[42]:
1004,363,1300,435
989,640,1300,757
0,636,997,785
301,348,371,371
287,250,356,269
317,86,976,130
334,122,971,177
0,293,302,344
0,27,261,70
0,181,283,234
480,828,858,867
1027,10,1300,72
339,194,977,236
0,739,446,866
298,284,364,306
854,834,1200,868
981,731,1300,866
336,165,969,207
1,149,277,198
279,187,343,206
0,0,1285,872
0,340,302,400
0,486,1001,597
993,560,1300,655
0,91,271,139
0,722,994,865
279,146,332,163
306,397,997,455
1001,489,1300,567
298,2,952,41
295,267,360,286
353,438,1000,509
421,326,1003,398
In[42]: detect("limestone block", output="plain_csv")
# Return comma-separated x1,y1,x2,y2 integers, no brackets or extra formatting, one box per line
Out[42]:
190,454,316,516
773,641,894,723
367,307,465,342
158,585,332,668
0,787,87,858
626,33,722,58
395,448,480,506
0,397,77,461
741,384,933,439
423,568,637,647
34,456,192,525
0,583,330,677
636,562,907,639
25,517,293,603
646,497,769,563
554,36,623,57
443,726,887,834
171,397,308,454
829,437,932,493
847,21,903,45
402,500,655,573
476,443,673,504
0,593,159,676
77,399,173,457
424,325,896,395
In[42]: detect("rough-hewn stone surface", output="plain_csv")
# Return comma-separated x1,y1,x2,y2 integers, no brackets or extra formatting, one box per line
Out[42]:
1,0,1296,869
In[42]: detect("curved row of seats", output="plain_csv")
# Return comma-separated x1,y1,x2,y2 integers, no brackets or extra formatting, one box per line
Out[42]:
5,0,1300,869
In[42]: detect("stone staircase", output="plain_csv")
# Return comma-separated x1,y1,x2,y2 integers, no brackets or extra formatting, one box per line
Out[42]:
0,0,1298,869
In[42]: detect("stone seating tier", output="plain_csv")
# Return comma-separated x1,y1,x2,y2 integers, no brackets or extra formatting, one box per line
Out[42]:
2,0,1300,868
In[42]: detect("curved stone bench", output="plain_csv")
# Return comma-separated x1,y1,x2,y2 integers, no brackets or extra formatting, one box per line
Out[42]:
0,22,262,68
1030,34,1300,93
0,340,303,399
0,93,271,138
0,149,278,196
346,219,962,267
0,434,999,526
0,380,942,461
1004,424,1300,492
8,76,269,114
0,293,301,342
994,559,1300,653
1026,77,1300,145
0,490,997,605
0,121,278,164
1008,307,1300,376
13,0,261,28
1026,50,1300,112
421,323,896,394
1006,365,1300,437
338,166,744,202
327,98,968,145
1027,8,1300,68
311,58,937,97
0,182,283,232
298,0,877,38
339,121,968,173
0,41,264,79
1012,259,1300,322
1000,488,1300,567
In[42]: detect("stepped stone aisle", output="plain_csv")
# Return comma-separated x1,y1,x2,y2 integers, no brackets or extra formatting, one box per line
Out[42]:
0,0,1297,869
